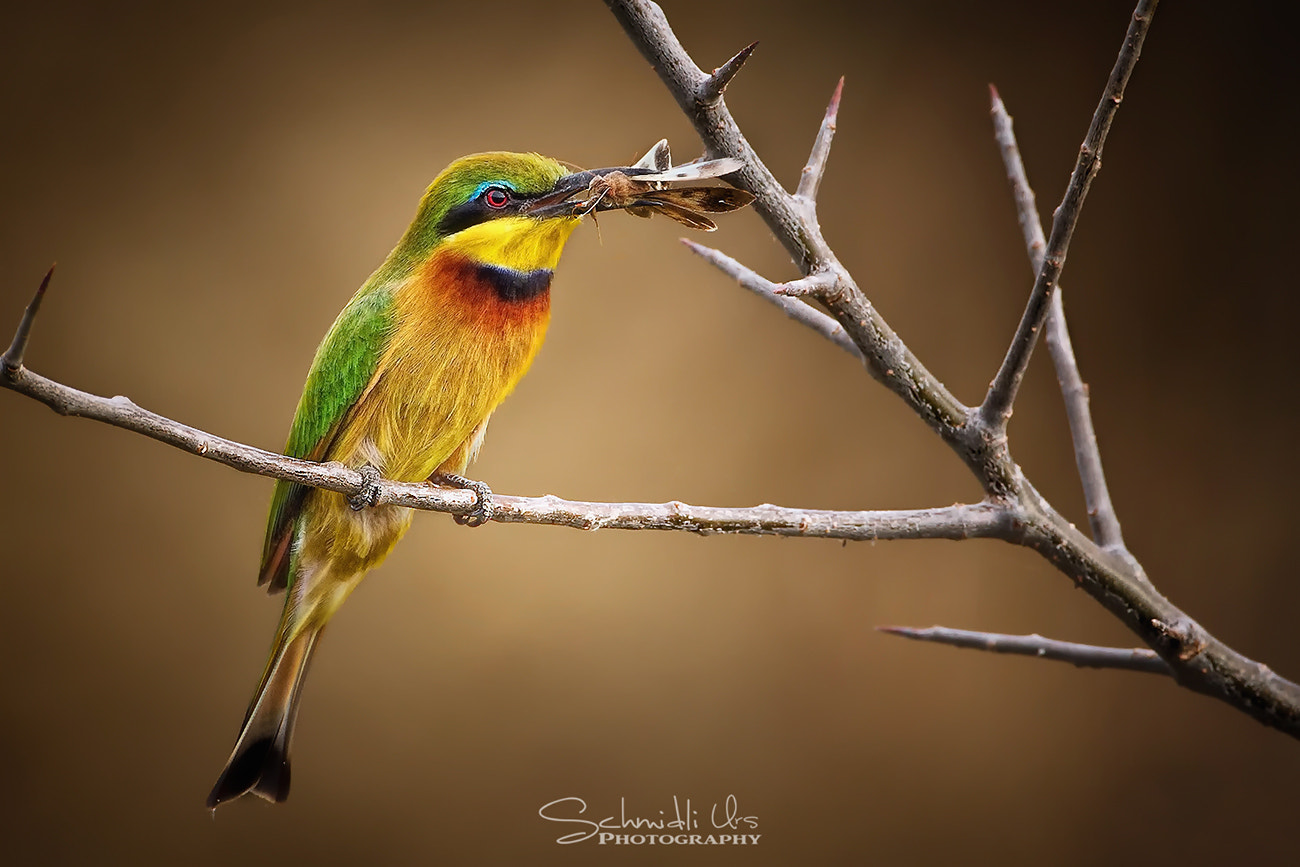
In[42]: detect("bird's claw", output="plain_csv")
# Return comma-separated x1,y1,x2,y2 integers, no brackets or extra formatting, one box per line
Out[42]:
437,473,495,527
348,464,383,511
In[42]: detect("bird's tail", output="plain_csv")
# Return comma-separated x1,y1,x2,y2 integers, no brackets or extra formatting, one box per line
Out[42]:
207,622,322,808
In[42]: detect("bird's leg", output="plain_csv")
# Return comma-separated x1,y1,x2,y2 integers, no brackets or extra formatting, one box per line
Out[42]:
348,463,383,511
428,472,495,527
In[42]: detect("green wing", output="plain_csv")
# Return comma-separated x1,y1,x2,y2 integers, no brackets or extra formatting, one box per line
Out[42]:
258,285,394,592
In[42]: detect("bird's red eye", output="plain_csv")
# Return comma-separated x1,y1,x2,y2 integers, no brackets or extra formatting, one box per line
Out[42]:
484,187,510,209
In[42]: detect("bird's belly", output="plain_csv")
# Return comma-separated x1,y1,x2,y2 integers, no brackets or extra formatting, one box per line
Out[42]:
330,300,548,486
296,337,540,580
340,334,540,482
300,262,550,576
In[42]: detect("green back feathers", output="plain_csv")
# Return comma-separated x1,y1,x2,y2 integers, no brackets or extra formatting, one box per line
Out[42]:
283,288,393,464
259,285,394,590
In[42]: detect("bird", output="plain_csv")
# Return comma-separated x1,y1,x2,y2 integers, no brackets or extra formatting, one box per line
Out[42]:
206,146,751,809
206,152,606,808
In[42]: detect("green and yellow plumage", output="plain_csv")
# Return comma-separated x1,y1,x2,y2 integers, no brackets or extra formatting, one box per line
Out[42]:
209,152,582,807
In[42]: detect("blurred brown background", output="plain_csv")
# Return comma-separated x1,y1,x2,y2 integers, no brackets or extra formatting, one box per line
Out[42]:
2,0,1297,863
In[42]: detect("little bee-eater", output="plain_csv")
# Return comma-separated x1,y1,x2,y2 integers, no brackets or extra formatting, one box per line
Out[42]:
207,147,750,808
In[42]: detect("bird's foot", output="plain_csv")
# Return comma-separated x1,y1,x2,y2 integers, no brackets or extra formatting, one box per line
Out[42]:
348,464,383,511
431,472,495,527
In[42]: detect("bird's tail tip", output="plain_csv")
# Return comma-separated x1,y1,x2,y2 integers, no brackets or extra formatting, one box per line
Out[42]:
206,735,292,808
206,626,319,809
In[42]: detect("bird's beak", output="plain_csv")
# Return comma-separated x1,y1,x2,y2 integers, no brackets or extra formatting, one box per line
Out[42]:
524,172,595,219
525,167,658,219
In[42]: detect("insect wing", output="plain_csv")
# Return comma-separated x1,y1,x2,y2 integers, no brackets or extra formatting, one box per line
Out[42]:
635,157,745,183
632,139,672,172
639,199,719,231
644,187,755,214
625,189,751,231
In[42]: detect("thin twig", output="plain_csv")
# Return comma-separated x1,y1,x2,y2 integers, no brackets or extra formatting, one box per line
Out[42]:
0,269,1012,540
980,0,1158,430
2,264,54,373
989,84,1046,268
4,362,1012,539
698,41,758,105
877,626,1170,675
681,240,862,360
989,86,1130,556
795,77,843,203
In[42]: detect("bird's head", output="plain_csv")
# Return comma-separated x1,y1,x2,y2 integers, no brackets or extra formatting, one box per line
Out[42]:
392,152,598,276
382,148,747,282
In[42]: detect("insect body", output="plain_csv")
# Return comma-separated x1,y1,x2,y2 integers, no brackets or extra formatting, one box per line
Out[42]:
581,140,754,231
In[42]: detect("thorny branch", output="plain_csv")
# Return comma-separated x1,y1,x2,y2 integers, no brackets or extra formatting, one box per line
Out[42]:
608,0,977,478
4,0,1299,738
605,0,1300,737
0,311,1008,541
886,82,1160,682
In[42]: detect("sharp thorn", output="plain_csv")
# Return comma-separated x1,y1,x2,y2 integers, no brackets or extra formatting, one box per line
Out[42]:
825,75,845,124
699,40,758,104
4,263,56,373
796,78,845,202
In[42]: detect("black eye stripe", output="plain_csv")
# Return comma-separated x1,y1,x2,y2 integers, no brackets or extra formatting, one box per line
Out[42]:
437,199,489,237
435,184,534,237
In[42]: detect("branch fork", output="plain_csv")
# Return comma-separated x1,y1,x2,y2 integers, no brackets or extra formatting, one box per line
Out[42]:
774,269,837,299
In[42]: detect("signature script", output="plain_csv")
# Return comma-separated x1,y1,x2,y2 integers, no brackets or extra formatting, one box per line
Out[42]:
539,796,759,845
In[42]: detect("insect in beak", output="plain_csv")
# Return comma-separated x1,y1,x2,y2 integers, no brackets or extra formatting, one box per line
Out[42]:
525,172,604,219
527,139,755,231
578,168,753,231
